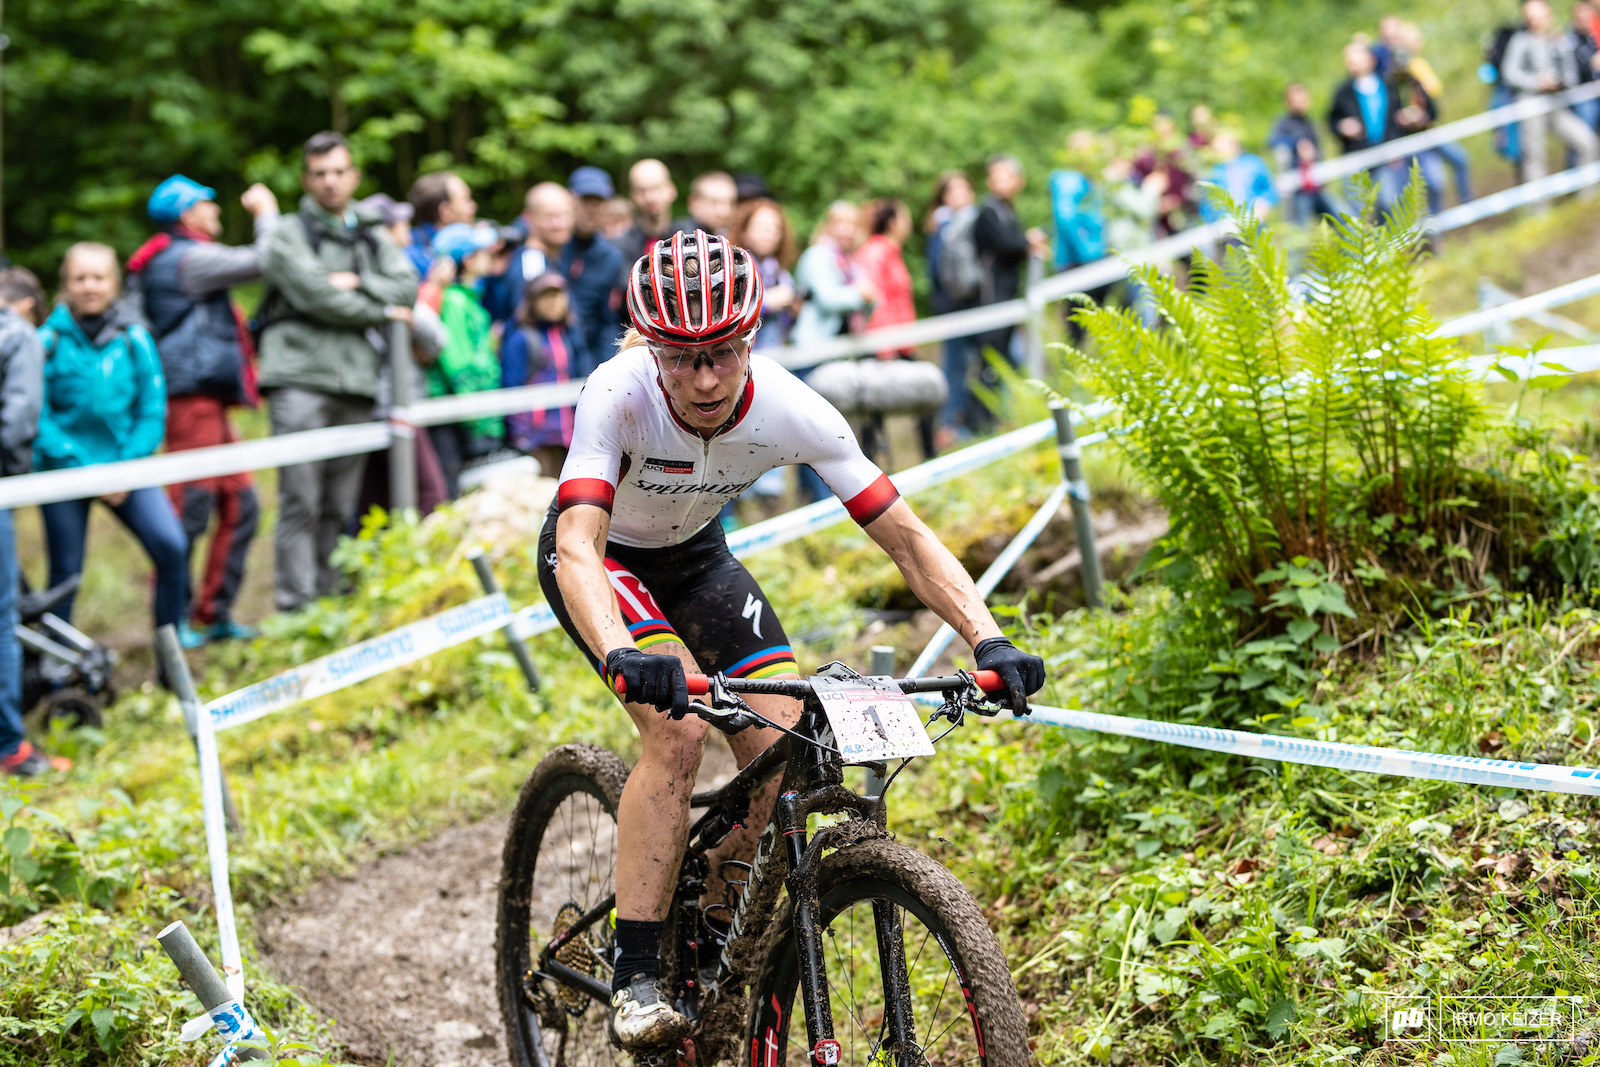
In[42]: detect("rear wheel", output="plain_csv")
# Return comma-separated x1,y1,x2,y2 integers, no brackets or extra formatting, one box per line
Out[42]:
43,688,103,731
497,743,631,1067
747,838,1030,1066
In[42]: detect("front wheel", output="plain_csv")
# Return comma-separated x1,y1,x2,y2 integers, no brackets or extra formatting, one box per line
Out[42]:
747,838,1030,1066
496,743,631,1067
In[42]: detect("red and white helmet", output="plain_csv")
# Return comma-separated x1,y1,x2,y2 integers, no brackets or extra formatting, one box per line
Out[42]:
627,229,763,347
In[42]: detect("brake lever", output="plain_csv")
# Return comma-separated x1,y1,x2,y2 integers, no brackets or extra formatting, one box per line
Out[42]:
927,669,1006,738
693,673,760,734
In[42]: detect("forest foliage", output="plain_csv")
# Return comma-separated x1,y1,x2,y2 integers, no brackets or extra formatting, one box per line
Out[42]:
5,0,1505,274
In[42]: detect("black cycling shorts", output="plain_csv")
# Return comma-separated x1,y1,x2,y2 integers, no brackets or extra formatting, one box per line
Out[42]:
537,507,799,680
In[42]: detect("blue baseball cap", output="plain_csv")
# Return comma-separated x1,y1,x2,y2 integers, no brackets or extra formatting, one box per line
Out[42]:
148,175,217,223
568,166,615,199
432,222,499,264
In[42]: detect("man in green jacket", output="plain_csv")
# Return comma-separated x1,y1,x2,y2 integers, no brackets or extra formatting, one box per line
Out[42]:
259,131,418,611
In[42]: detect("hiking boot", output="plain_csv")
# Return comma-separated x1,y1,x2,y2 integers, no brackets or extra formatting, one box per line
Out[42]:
206,620,259,643
607,973,692,1051
1,741,72,777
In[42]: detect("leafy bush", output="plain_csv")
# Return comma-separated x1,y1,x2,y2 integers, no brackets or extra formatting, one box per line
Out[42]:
1068,180,1485,619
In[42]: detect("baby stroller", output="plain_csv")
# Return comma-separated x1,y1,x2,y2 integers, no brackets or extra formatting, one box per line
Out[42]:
17,575,117,730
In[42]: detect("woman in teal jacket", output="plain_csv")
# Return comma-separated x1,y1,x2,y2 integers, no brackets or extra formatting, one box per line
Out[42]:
37,243,190,635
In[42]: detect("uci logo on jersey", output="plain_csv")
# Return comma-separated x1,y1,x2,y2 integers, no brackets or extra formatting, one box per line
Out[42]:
642,456,696,475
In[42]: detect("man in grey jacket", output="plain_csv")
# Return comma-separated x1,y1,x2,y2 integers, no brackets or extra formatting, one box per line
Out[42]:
1504,0,1600,185
0,268,61,777
259,131,418,611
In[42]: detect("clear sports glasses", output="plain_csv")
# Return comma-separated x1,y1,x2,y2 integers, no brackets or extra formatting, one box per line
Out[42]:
649,337,751,378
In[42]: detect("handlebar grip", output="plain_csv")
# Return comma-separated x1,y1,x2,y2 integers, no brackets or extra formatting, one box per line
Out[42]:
611,673,713,697
972,669,1002,691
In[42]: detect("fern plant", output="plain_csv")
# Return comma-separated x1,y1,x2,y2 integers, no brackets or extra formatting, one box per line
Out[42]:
1065,177,1483,609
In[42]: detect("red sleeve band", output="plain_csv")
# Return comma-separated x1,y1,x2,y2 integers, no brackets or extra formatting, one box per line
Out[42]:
557,478,616,513
844,473,899,526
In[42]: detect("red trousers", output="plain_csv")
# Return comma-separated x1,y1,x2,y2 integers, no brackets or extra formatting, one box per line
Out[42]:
165,395,259,626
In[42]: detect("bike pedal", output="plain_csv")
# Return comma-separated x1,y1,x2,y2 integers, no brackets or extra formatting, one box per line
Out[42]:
634,1037,696,1067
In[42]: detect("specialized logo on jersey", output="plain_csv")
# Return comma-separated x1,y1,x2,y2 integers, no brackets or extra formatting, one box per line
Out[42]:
633,478,757,497
642,456,696,475
742,594,764,638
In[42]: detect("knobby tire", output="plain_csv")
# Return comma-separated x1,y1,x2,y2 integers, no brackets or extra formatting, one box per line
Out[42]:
496,743,632,1067
746,837,1030,1066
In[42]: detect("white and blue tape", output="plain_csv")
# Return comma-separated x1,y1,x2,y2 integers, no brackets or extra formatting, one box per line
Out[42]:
207,593,514,732
1023,702,1600,796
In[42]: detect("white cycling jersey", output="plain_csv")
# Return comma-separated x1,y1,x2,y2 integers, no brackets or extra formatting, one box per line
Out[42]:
556,346,898,549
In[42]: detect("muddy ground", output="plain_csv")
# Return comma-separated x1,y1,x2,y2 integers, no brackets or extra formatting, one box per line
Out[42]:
258,736,740,1067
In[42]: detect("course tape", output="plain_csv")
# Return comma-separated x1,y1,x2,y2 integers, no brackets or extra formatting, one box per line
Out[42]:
206,593,513,732
196,1000,262,1067
1434,270,1600,339
1021,702,1600,796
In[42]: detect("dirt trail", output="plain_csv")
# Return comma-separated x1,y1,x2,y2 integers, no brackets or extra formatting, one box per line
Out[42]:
260,736,738,1067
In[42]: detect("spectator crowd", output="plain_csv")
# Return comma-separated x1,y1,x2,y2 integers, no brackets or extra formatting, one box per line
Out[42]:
5,2,1600,777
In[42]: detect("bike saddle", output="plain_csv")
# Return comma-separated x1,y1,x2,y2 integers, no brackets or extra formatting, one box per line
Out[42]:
17,575,80,624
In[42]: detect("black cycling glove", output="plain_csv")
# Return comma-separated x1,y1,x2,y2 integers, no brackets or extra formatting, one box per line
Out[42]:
605,648,691,719
974,636,1045,714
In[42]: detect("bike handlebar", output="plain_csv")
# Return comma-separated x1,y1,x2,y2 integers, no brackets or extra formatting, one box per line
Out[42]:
612,669,1002,699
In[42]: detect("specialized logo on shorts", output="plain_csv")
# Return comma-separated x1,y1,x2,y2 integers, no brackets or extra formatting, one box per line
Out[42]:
633,479,756,496
642,456,696,475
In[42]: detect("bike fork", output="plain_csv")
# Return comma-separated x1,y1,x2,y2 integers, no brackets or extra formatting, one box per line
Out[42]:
871,900,918,1061
779,792,838,1063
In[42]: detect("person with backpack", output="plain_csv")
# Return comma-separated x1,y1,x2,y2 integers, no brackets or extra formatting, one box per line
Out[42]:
501,272,582,478
1504,0,1600,187
258,131,418,612
126,174,278,644
973,155,1049,382
0,267,62,778
36,243,191,638
925,171,982,449
1483,20,1531,164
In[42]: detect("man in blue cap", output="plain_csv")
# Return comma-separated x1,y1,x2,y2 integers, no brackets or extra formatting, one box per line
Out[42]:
566,165,628,367
126,174,279,643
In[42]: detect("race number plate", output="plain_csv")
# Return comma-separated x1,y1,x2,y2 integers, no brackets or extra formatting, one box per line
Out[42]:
811,676,935,763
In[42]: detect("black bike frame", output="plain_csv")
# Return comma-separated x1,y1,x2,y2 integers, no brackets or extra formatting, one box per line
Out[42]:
530,671,984,1060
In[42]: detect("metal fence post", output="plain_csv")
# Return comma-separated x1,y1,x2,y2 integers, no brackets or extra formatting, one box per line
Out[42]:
865,645,896,798
386,319,418,515
1050,400,1104,609
155,626,241,833
1025,254,1048,379
156,922,270,1061
467,547,541,691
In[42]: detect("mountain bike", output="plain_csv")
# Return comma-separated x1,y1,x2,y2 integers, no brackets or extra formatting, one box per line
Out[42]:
494,662,1030,1066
